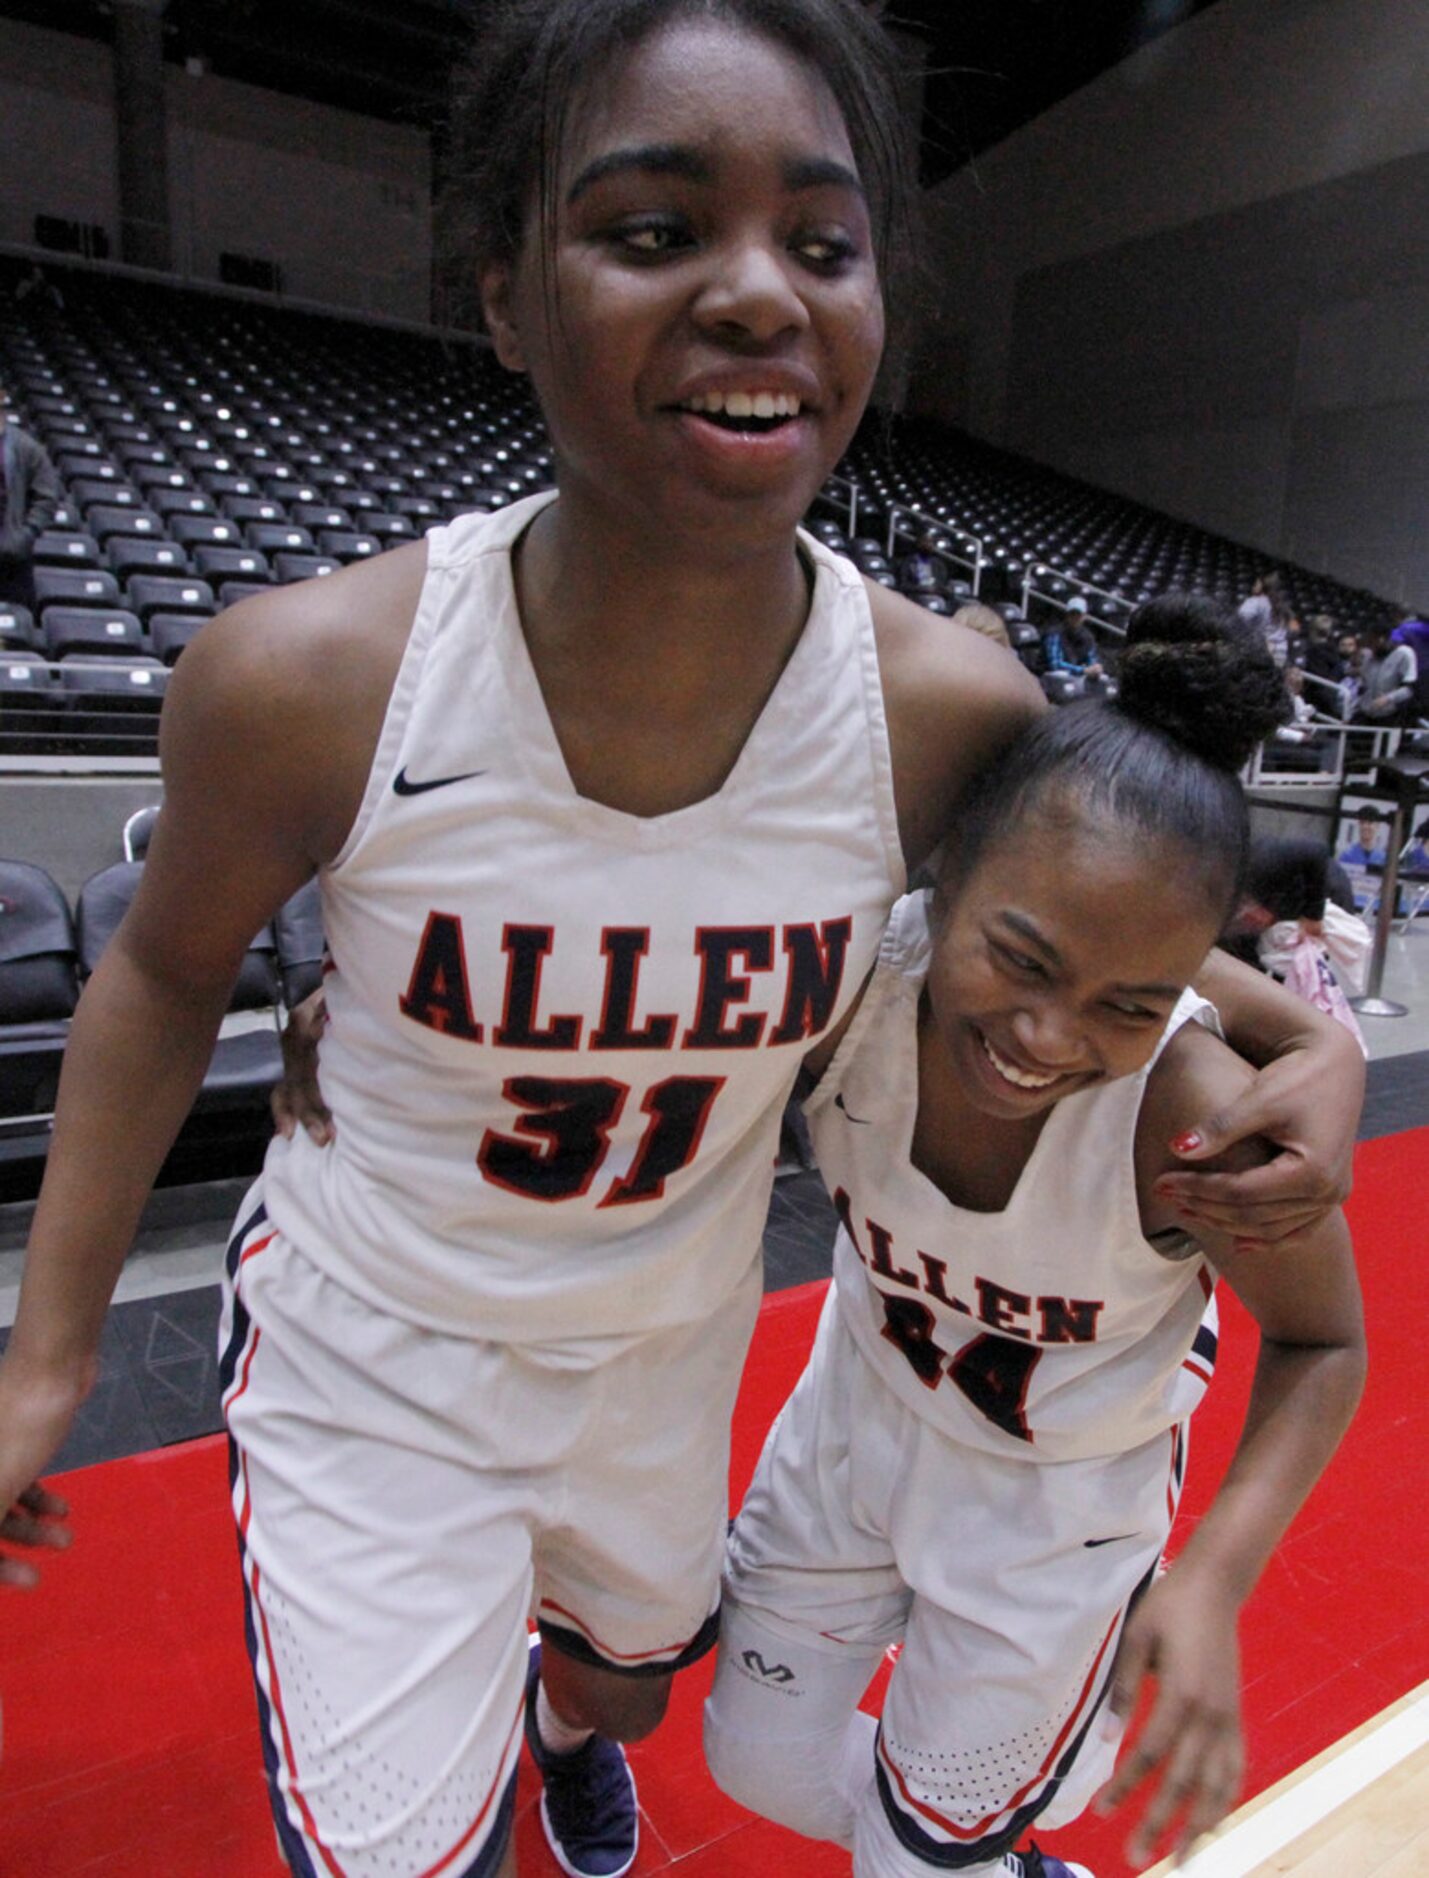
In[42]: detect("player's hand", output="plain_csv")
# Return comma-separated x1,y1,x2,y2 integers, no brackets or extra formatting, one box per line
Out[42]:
1154,1038,1360,1253
1094,1571,1244,1865
271,987,334,1145
0,1352,86,1588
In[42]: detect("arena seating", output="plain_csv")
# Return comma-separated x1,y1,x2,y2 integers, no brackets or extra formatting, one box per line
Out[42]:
0,854,325,1202
0,256,1399,767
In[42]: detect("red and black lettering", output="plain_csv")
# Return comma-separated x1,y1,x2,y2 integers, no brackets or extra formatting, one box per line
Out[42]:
867,1218,920,1290
399,911,482,1041
949,1334,1040,1443
879,1294,946,1390
976,1277,1033,1339
600,1076,724,1206
478,1076,625,1200
768,918,853,1044
683,927,774,1048
494,925,582,1050
1037,1296,1105,1343
591,928,677,1051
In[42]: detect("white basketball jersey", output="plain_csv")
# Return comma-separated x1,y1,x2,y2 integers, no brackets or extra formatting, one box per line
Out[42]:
805,891,1220,1461
260,492,905,1344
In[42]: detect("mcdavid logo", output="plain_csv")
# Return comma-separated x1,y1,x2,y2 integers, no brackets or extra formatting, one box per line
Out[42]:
741,1650,795,1684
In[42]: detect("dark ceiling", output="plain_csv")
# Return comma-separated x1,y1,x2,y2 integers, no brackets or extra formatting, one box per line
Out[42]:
3,0,1225,186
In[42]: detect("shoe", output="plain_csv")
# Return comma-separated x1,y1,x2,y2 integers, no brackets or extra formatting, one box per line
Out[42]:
524,1638,639,1878
1003,1847,1095,1878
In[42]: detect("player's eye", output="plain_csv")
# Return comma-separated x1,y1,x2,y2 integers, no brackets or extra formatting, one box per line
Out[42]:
608,217,692,259
794,230,859,270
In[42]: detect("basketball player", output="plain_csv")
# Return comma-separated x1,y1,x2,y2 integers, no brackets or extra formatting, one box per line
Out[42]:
0,7,1364,1877
706,596,1365,1878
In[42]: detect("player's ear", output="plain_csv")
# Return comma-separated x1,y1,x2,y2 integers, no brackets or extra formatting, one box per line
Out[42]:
482,262,527,373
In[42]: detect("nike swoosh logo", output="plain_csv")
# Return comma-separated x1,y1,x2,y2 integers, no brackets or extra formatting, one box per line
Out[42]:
1084,1534,1139,1548
393,766,487,796
834,1092,871,1124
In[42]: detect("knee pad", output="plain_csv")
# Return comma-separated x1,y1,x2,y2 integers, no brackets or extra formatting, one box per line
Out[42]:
704,1598,883,1848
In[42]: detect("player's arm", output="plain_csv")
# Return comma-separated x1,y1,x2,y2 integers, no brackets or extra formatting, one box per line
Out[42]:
1167,947,1366,1247
1101,1025,1366,1865
0,550,420,1583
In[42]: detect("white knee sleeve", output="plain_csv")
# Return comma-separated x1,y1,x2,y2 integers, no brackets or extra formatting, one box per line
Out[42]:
704,1598,884,1849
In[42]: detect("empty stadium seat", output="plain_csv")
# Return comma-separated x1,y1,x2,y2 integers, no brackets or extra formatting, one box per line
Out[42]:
33,530,100,568
0,860,79,1121
125,573,216,623
32,566,123,616
107,535,187,579
149,614,206,663
0,606,37,651
43,606,146,660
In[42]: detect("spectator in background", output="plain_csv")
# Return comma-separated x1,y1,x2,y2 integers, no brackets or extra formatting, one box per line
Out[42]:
1225,837,1369,1054
948,599,1011,650
898,533,947,593
1238,570,1290,666
1390,607,1429,719
1040,593,1103,680
1304,614,1342,683
0,383,60,615
1352,618,1418,725
1339,811,1387,870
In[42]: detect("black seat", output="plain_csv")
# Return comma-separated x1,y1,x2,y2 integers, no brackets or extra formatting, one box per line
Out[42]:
107,536,188,580
33,531,100,569
76,862,283,1116
192,545,271,584
0,606,37,652
149,614,207,663
43,607,146,660
0,860,79,1124
125,574,216,624
33,567,123,617
273,552,339,583
59,661,168,717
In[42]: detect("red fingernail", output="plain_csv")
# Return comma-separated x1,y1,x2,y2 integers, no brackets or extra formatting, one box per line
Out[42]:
1172,1130,1202,1153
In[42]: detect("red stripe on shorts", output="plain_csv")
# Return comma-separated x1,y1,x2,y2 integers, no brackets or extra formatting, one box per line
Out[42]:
878,1604,1122,1843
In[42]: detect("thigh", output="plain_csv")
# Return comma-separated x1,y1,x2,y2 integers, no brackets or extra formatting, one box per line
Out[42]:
536,1260,765,1680
221,1208,532,1878
725,1288,909,1649
870,1429,1185,1869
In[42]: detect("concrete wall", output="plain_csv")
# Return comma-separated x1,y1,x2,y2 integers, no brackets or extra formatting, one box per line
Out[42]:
0,18,431,322
913,0,1429,604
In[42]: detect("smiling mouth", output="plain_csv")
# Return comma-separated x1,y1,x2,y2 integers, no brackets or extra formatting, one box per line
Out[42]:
673,389,807,434
977,1029,1065,1092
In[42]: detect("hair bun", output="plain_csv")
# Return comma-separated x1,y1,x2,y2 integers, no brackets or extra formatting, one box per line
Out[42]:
1116,592,1290,770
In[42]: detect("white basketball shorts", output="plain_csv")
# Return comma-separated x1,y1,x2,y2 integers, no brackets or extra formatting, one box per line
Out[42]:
220,1191,761,1878
717,1290,1188,1868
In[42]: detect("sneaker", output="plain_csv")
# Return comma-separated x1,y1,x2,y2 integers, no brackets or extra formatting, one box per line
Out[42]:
524,1638,639,1878
1003,1847,1095,1878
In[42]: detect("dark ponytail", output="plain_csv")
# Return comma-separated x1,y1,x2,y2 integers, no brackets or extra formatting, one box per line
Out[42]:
946,592,1291,920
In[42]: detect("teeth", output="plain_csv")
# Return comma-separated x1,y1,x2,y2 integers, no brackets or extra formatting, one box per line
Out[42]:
680,390,803,418
980,1032,1060,1090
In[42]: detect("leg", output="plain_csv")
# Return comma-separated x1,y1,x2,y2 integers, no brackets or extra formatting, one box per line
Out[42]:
851,1428,1185,1875
537,1649,673,1743
524,1265,764,1877
706,1292,909,1846
223,1214,531,1878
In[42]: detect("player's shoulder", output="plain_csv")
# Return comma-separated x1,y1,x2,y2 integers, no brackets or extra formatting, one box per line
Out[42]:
160,540,429,857
871,582,1042,754
865,579,1044,868
168,540,426,728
